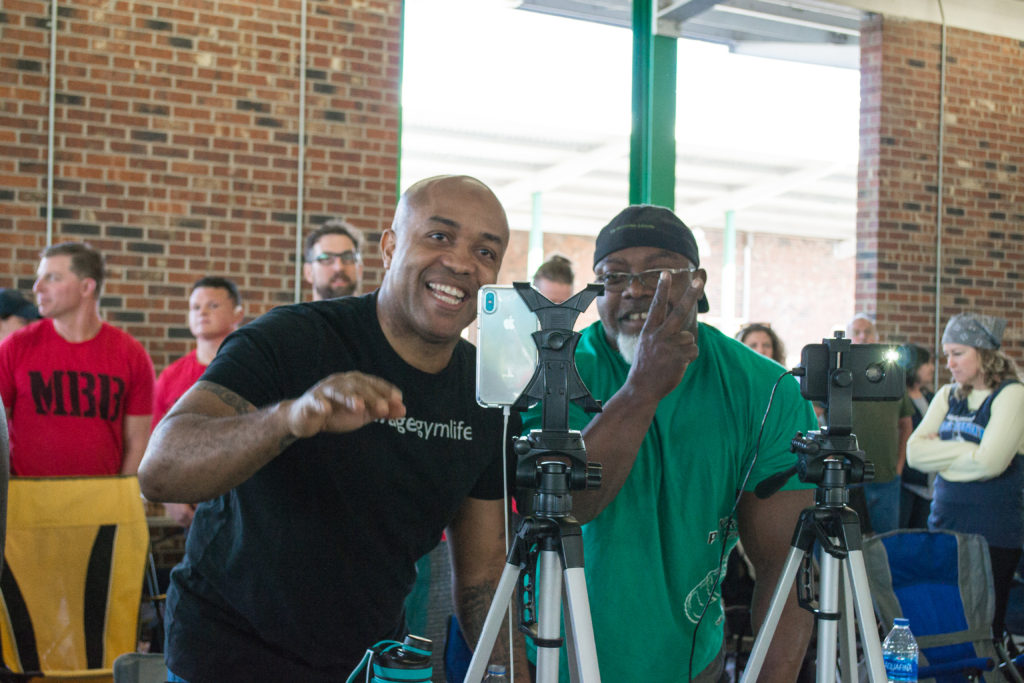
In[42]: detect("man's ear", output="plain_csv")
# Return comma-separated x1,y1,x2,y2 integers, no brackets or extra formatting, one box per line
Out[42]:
302,262,314,285
380,228,396,268
81,277,97,298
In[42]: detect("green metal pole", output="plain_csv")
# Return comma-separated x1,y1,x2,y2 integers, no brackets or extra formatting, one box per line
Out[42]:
629,0,653,205
528,191,544,278
649,35,676,208
630,1,677,208
722,209,737,326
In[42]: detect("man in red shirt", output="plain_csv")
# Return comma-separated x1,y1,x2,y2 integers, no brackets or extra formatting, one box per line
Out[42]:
0,242,154,476
152,276,243,526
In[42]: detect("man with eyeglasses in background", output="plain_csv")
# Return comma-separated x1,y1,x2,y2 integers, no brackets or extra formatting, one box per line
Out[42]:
520,205,816,681
303,218,364,301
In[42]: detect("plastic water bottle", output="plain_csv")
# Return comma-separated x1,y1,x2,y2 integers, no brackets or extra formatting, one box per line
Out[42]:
882,617,919,682
482,663,510,682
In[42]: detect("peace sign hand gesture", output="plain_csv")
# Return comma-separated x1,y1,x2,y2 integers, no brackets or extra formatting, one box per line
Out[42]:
626,270,705,401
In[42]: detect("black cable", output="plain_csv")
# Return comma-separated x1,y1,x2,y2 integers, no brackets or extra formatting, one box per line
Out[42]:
687,369,797,681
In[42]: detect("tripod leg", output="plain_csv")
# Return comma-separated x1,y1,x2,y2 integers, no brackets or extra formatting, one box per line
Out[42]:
561,589,580,683
535,549,565,683
816,550,841,683
741,545,806,682
464,561,523,683
562,566,601,683
843,551,887,683
838,562,857,683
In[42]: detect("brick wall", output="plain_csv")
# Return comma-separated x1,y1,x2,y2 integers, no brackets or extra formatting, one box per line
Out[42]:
859,16,1024,368
0,0,402,370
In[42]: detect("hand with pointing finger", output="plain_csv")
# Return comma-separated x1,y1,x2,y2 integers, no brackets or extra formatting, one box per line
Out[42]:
284,371,406,439
627,271,705,401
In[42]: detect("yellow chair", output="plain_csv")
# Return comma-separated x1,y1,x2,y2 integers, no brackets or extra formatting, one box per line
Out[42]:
0,476,151,682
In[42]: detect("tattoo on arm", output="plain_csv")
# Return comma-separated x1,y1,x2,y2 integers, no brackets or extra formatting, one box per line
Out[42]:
197,381,255,416
461,582,508,658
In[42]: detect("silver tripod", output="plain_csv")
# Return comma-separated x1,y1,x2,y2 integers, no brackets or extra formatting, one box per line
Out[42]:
741,448,886,683
464,460,601,683
466,283,604,683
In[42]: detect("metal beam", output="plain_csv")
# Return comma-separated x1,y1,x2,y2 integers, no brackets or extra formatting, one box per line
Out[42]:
657,0,723,23
495,139,629,209
683,159,853,224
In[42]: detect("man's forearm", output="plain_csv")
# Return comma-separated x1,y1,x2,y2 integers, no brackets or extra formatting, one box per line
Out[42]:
120,414,152,475
139,399,296,503
455,580,529,682
750,579,812,681
572,383,660,523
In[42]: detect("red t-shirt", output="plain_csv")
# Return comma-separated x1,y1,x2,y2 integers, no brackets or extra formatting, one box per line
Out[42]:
0,319,155,475
152,349,206,430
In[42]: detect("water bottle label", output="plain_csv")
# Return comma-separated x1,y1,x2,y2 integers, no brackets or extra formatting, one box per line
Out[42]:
883,653,918,682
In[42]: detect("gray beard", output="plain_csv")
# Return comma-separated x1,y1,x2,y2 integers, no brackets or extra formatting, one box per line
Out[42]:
616,333,641,365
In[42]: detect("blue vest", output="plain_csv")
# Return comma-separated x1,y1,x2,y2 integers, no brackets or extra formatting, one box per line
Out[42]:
931,380,1024,548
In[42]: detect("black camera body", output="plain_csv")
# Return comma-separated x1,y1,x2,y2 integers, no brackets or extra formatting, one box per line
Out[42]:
757,332,906,499
799,333,905,437
799,340,904,403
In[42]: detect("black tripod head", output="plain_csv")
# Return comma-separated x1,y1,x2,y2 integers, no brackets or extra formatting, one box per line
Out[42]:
755,331,903,502
509,282,603,516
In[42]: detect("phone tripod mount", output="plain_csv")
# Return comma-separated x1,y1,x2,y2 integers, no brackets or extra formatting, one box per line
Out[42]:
465,282,605,683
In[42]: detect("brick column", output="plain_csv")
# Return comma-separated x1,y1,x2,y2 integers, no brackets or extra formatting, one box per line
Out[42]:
858,15,1024,363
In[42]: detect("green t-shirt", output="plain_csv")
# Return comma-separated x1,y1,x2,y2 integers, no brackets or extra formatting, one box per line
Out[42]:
850,394,914,483
521,322,818,681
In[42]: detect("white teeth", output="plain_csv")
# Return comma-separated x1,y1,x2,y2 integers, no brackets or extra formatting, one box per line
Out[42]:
626,311,648,321
428,282,466,304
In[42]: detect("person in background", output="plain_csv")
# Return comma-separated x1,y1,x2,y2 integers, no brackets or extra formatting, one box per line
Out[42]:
0,289,40,341
0,242,154,476
846,313,914,535
897,343,935,529
531,254,574,304
139,175,527,682
907,313,1024,641
152,276,243,528
302,218,364,301
520,204,815,681
736,322,787,366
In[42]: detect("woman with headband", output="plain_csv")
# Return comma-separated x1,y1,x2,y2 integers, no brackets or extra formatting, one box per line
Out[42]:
907,313,1024,641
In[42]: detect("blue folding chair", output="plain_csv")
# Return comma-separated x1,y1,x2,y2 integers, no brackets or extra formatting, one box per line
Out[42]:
864,529,1023,682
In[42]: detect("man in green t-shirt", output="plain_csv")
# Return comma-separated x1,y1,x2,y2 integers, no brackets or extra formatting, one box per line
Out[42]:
522,205,817,682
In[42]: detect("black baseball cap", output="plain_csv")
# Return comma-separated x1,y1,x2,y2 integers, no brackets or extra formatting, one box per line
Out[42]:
593,205,709,313
0,289,39,320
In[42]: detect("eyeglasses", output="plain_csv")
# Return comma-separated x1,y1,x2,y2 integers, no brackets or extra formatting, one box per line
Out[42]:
595,266,697,292
312,250,360,266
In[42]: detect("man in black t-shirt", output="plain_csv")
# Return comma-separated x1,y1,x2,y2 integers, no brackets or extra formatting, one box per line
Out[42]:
140,175,525,682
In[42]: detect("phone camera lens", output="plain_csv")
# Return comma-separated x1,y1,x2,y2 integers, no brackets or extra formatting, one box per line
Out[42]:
865,362,885,383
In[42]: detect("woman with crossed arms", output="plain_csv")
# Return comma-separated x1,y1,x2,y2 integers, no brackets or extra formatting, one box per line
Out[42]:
907,312,1024,641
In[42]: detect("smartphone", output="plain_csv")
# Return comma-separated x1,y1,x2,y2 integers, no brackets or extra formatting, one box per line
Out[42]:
799,342,905,402
476,285,539,408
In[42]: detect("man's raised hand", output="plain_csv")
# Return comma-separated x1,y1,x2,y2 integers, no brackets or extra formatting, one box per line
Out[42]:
284,372,406,439
628,271,705,399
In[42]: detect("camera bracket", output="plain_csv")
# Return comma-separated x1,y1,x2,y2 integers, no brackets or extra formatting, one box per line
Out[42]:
510,282,603,495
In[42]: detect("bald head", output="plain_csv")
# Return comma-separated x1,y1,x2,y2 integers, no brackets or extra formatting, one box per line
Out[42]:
846,313,877,344
393,175,507,236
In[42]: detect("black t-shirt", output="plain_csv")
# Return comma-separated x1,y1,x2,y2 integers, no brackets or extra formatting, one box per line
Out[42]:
165,293,515,682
